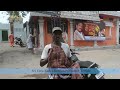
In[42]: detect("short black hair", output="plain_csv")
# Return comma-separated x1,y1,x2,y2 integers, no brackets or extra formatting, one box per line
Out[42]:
76,22,83,25
75,20,87,25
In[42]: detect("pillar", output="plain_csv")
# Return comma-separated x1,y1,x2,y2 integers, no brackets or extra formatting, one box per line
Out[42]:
69,19,74,47
38,18,44,49
116,18,119,45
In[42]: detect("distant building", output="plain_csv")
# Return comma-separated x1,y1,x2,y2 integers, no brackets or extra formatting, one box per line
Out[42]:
0,21,26,43
13,21,26,43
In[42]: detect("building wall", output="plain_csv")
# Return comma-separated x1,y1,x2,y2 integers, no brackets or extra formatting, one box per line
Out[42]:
0,22,26,43
0,30,2,42
13,22,26,43
44,18,53,46
97,16,117,46
97,26,116,46
30,15,119,48
42,16,117,47
43,18,71,46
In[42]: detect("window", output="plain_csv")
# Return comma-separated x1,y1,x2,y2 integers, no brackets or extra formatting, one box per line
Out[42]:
46,18,68,34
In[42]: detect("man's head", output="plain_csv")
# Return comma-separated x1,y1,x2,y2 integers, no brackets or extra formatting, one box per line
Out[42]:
76,22,83,32
52,27,62,43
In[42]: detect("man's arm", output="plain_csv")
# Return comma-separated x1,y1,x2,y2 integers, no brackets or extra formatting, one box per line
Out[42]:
40,45,50,67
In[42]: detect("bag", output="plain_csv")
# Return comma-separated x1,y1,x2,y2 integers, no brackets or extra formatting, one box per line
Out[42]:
47,43,73,68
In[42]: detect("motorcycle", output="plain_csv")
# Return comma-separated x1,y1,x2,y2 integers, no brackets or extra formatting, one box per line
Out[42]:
14,37,25,47
70,49,105,79
47,50,105,79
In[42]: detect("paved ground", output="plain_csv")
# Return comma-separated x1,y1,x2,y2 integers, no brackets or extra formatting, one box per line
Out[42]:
76,49,120,79
0,43,120,79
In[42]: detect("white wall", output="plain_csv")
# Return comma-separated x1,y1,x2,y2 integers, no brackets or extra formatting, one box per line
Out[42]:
0,23,10,29
13,22,26,43
0,22,27,43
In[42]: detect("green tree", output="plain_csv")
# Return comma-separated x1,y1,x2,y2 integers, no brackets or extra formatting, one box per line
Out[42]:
6,11,28,34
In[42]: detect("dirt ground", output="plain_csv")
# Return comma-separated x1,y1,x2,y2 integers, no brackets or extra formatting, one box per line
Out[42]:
0,43,120,79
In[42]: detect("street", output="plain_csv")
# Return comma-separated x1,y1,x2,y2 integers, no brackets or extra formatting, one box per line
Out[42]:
0,43,120,79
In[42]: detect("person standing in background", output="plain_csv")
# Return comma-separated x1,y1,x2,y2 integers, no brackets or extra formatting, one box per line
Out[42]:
26,33,34,53
8,33,14,47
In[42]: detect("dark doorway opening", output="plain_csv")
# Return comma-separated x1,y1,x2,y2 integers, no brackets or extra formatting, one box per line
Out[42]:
2,30,8,41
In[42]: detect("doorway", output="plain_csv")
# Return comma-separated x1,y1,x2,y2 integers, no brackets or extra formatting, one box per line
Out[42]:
119,28,120,44
2,30,8,41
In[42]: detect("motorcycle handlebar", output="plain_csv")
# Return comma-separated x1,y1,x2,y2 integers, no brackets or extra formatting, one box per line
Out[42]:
70,49,80,55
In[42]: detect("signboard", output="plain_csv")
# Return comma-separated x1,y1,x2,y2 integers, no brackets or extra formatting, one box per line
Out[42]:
73,20,106,41
84,36,106,41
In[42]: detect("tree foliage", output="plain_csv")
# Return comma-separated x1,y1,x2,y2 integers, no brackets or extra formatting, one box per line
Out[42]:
5,11,29,34
6,11,28,17
6,11,60,18
6,11,29,23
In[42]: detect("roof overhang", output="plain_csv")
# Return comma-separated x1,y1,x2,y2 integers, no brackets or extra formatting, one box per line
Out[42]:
60,11,100,21
30,12,51,17
29,11,100,21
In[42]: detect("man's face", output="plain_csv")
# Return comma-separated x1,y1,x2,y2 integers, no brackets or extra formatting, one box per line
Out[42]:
76,23,83,32
53,30,62,42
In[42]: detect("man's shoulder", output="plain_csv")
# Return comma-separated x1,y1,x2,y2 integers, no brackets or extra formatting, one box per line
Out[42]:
44,44,51,49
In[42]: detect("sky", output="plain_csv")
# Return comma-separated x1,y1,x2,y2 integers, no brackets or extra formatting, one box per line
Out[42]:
0,11,30,24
